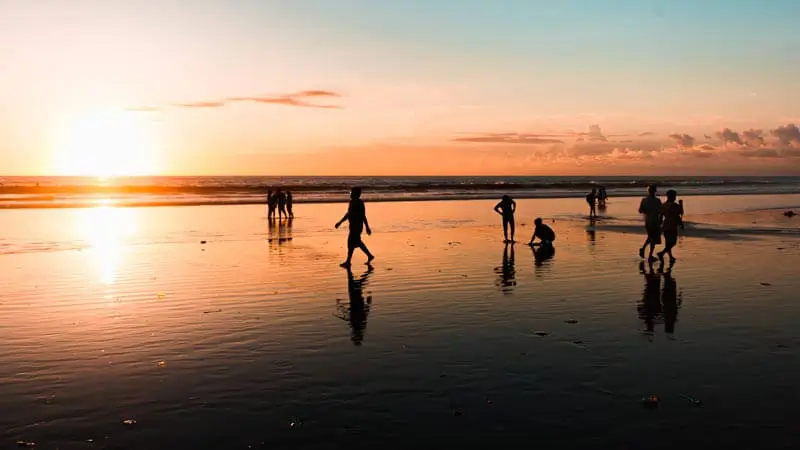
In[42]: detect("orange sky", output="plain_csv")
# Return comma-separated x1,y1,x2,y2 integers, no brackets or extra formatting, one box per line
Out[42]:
1,0,799,176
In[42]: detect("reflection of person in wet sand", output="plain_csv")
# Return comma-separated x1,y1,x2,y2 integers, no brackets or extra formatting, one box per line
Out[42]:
662,270,680,334
342,266,373,345
494,195,517,243
638,261,662,334
531,244,555,266
494,243,516,293
267,215,293,244
335,187,375,267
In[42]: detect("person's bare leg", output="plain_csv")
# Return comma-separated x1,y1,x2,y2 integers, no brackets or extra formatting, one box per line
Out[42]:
502,219,509,242
341,246,355,267
509,219,515,242
359,242,375,264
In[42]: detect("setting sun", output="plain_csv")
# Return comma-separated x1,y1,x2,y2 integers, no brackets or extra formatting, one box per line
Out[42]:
51,111,160,177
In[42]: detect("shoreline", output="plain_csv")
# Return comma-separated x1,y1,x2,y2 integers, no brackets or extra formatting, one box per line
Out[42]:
3,189,800,210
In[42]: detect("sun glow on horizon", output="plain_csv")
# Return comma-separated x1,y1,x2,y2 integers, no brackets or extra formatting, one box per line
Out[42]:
52,111,161,177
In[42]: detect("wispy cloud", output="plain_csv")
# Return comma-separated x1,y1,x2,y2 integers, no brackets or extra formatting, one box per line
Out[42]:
453,133,565,145
771,123,800,147
126,89,343,112
715,128,742,145
173,101,227,108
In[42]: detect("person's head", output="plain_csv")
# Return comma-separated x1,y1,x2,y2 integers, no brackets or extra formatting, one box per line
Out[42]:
666,189,677,201
534,217,543,226
351,187,362,199
502,194,511,202
647,185,657,196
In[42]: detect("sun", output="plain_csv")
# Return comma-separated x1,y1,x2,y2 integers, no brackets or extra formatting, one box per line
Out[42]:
52,110,161,177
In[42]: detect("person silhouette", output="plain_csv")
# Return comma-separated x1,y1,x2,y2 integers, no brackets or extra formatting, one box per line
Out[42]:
335,187,375,267
275,189,288,219
586,188,597,218
494,195,517,243
658,190,684,265
528,217,555,248
286,191,294,218
344,266,373,345
494,243,516,294
266,190,276,219
638,185,662,262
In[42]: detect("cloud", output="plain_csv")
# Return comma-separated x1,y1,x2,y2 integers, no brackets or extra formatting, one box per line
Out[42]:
715,128,742,145
704,134,713,140
739,149,781,158
228,95,341,109
668,133,695,147
770,124,800,148
173,101,227,108
453,133,565,145
581,124,607,141
127,89,343,112
741,129,764,147
697,144,716,150
124,106,161,112
639,131,655,136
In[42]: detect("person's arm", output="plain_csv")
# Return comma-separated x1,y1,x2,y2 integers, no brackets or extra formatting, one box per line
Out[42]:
511,200,517,213
494,202,503,215
676,206,685,230
364,214,372,235
638,199,645,214
528,229,538,245
335,211,349,228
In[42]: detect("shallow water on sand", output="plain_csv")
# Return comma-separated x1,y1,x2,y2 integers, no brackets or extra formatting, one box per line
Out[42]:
1,196,799,449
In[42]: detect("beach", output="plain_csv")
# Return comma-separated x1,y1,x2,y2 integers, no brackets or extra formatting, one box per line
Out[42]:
1,194,799,449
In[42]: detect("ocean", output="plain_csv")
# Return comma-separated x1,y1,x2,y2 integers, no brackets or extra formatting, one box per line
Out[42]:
2,176,800,209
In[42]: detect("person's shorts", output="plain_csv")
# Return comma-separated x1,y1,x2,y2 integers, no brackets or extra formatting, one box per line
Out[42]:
348,232,363,248
646,225,662,244
663,231,678,247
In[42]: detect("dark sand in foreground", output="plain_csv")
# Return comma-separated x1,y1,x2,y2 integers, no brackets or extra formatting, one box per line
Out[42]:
1,194,799,449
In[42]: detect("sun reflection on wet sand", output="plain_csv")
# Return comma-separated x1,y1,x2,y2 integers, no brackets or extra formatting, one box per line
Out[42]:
76,204,137,285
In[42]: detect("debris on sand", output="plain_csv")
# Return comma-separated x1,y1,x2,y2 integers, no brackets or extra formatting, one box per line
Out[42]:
641,395,659,408
784,210,796,217
157,360,167,367
122,419,137,426
533,331,550,337
16,441,36,448
564,319,579,324
760,282,773,286
203,309,222,314
680,394,703,407
200,240,207,244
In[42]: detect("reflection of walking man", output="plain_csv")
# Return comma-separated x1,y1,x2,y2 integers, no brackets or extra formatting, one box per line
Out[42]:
345,266,372,345
335,187,375,267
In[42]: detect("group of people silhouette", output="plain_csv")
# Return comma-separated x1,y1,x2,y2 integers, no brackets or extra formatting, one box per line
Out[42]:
266,189,293,220
267,184,686,344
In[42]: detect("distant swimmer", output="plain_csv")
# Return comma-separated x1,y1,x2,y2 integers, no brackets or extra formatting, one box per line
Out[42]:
586,188,597,218
657,190,684,265
335,187,375,267
494,195,517,243
638,185,662,262
528,217,556,248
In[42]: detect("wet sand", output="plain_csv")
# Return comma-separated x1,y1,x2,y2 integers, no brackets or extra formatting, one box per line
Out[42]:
1,195,799,449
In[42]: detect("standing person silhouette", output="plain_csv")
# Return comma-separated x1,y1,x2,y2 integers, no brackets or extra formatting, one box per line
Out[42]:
335,187,375,267
638,185,662,262
266,190,275,219
658,190,684,265
286,191,294,218
586,188,597,218
494,195,517,243
276,189,288,219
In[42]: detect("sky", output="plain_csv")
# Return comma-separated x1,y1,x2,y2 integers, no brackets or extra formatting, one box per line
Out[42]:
1,0,799,176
